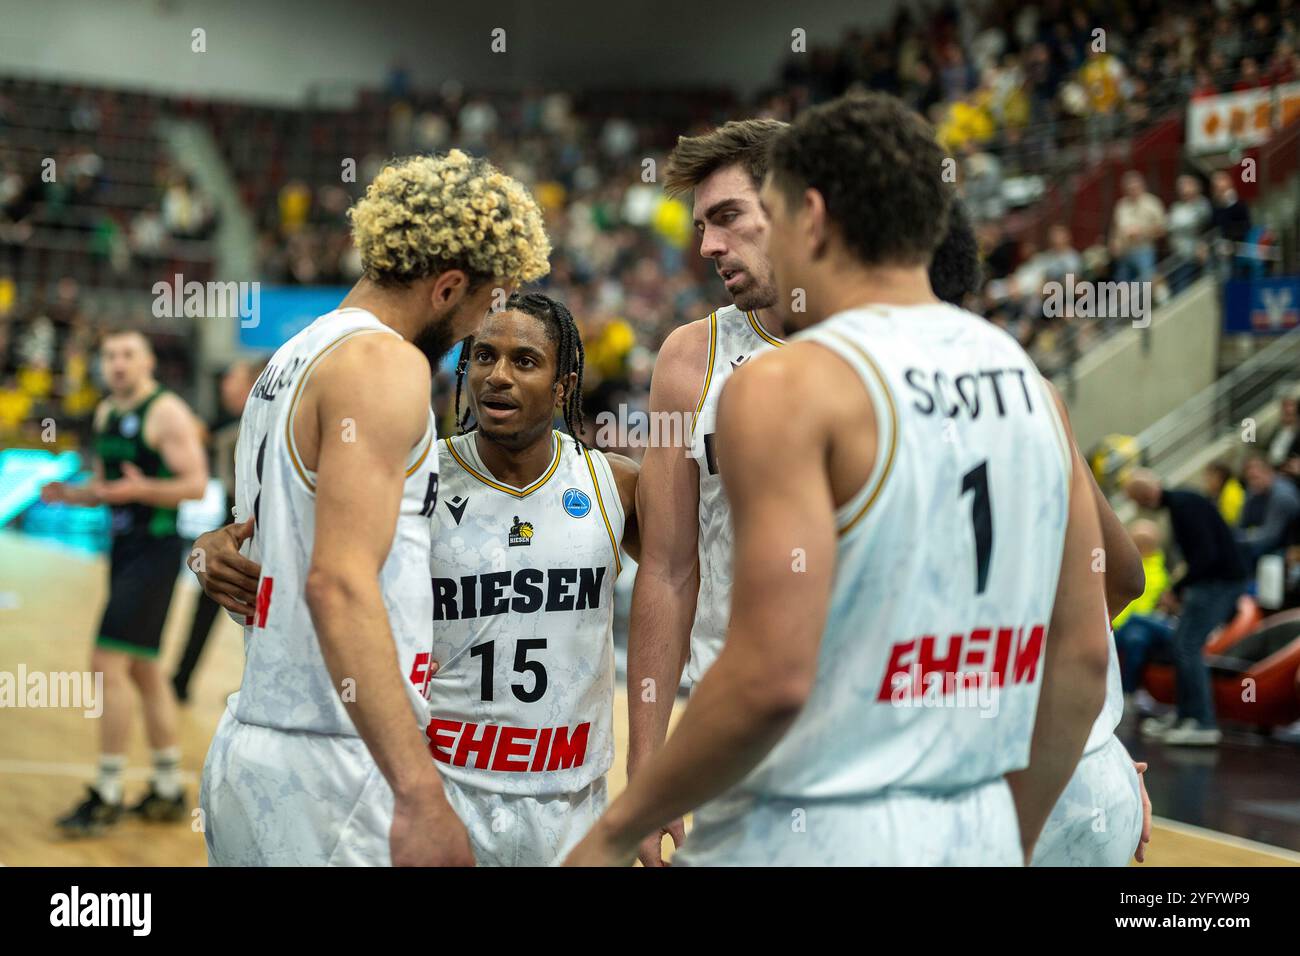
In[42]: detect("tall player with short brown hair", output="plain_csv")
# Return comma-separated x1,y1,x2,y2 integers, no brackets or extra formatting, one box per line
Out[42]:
572,93,1111,866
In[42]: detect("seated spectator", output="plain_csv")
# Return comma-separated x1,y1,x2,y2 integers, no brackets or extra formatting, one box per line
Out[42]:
1265,393,1300,469
1237,455,1300,566
1233,57,1266,91
1203,460,1246,527
1210,170,1252,278
1124,469,1248,745
1078,46,1126,157
1110,171,1166,285
1166,174,1212,294
1112,518,1173,705
1032,223,1084,286
959,146,1004,222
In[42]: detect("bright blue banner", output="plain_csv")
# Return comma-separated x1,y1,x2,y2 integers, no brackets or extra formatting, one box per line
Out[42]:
237,286,350,351
236,285,463,374
1223,277,1300,333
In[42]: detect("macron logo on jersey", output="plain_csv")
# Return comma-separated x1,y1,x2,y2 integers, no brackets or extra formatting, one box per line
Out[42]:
433,567,607,621
445,495,468,525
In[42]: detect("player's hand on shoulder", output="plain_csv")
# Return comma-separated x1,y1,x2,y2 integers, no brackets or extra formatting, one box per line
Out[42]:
190,519,260,617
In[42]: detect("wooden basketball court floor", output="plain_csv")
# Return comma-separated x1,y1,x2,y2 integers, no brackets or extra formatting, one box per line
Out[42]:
2,529,1297,868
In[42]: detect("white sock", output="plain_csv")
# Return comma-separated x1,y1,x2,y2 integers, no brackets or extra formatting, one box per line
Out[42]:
151,746,182,799
96,754,126,805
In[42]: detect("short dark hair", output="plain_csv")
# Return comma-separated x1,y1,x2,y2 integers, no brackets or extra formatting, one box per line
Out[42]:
100,328,153,355
768,92,952,268
663,118,788,197
929,198,981,305
1205,460,1234,482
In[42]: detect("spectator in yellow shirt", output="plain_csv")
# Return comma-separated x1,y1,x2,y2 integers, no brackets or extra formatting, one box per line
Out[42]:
1203,460,1245,527
1112,519,1173,700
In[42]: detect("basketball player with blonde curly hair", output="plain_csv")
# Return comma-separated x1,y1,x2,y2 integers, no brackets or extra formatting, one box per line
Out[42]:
198,150,550,867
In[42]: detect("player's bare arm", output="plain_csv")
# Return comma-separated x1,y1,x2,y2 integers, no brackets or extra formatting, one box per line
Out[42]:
569,344,848,865
1088,467,1145,614
1082,437,1154,863
302,333,470,867
95,394,209,507
624,318,708,865
1045,381,1152,862
41,402,109,506
605,452,641,563
1044,382,1144,613
1004,393,1111,862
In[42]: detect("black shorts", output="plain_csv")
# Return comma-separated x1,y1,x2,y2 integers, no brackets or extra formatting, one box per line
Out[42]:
96,534,185,659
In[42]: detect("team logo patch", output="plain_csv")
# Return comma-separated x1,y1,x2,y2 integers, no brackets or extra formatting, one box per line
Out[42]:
446,494,468,526
562,488,591,518
119,413,140,438
508,515,535,547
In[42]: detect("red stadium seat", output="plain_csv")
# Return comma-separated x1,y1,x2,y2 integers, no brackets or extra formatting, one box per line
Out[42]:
1143,602,1300,729
1141,596,1257,707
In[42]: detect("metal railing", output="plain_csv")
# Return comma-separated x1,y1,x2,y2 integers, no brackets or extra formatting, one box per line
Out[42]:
1098,324,1300,488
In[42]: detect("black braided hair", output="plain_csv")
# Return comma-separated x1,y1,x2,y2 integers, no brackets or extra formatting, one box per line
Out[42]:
453,291,587,446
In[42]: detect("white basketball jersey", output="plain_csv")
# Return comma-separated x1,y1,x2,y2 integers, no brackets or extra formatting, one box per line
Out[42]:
231,308,439,736
1086,631,1125,753
741,302,1074,798
425,430,624,795
685,305,784,683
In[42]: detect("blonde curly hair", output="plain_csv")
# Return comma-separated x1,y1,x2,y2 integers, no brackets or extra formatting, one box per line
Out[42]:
348,150,551,286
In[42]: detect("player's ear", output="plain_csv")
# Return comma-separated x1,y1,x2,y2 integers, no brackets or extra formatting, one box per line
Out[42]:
429,269,468,310
554,371,577,407
805,187,829,259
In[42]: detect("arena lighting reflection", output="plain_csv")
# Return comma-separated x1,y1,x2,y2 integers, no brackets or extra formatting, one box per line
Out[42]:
0,449,83,525
0,449,107,552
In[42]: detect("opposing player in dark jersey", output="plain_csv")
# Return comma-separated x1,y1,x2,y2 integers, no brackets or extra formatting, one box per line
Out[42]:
42,329,209,835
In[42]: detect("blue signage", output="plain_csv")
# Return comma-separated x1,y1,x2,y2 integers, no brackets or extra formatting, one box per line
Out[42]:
1223,277,1300,333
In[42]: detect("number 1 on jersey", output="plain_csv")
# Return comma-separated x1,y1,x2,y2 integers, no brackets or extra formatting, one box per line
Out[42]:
960,461,993,595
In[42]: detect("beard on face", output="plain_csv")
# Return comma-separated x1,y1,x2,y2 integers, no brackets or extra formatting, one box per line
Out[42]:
731,273,779,313
412,315,458,368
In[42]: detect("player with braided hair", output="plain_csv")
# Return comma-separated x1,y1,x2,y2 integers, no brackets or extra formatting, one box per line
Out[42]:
453,291,587,445
423,293,641,864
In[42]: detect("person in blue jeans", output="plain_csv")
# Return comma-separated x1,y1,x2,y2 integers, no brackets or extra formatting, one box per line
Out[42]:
1124,470,1247,745
1114,612,1174,693
1111,518,1172,697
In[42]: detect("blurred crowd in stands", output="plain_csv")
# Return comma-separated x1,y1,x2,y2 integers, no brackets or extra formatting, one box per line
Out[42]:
0,0,1296,449
1105,388,1300,744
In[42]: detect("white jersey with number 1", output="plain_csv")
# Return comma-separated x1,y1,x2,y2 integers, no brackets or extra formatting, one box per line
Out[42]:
679,302,1073,866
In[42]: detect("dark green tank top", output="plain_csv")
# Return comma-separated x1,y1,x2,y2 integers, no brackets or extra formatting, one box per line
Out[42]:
93,386,178,539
